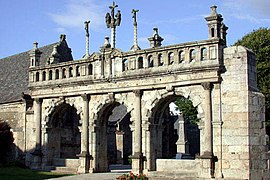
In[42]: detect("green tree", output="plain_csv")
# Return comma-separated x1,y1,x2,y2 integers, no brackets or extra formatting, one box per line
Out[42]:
174,96,199,125
234,28,270,136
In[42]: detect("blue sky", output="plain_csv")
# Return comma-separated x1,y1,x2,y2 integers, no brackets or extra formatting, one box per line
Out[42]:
0,0,269,60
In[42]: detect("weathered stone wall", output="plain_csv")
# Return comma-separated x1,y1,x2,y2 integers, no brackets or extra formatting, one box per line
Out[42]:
0,101,26,161
219,46,267,179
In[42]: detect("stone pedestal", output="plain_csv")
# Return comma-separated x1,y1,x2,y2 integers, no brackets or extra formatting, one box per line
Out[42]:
116,130,124,164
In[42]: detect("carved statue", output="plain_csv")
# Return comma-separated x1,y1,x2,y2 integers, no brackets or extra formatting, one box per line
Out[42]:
84,21,90,36
105,13,111,28
115,10,121,26
132,9,139,24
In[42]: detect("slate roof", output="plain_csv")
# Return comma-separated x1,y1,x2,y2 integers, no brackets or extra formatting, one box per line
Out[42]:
0,37,73,104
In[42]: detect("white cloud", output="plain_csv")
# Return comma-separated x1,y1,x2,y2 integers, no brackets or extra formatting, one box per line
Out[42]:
48,0,108,32
222,0,270,24
141,15,201,26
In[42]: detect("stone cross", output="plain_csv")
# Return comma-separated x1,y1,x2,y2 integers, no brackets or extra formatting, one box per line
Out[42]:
106,1,121,48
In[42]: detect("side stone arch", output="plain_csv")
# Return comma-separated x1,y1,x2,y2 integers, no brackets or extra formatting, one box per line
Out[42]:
143,88,205,121
141,86,206,171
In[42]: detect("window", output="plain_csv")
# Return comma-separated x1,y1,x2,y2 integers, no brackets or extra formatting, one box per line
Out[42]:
62,68,66,79
201,48,207,61
49,70,53,80
168,52,174,65
179,51,185,63
69,67,73,77
36,72,40,82
42,71,46,81
148,55,154,67
211,28,215,38
76,66,80,76
122,59,128,71
88,64,93,75
138,57,143,69
55,69,59,79
190,49,196,62
158,54,163,66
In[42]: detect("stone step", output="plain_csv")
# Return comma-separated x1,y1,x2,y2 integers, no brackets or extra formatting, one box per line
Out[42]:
52,158,80,167
51,166,78,174
148,171,198,180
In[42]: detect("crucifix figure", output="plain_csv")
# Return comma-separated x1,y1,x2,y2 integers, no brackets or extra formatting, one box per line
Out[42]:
84,20,90,37
105,1,121,48
132,9,139,25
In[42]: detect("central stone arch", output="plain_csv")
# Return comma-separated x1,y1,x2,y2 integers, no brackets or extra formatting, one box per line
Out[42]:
93,99,133,172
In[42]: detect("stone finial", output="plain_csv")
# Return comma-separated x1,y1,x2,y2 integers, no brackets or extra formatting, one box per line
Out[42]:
210,5,217,16
60,34,66,42
33,42,38,49
103,36,111,48
148,27,164,48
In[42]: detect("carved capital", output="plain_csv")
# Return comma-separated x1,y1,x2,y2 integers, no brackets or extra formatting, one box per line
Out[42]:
133,89,142,97
108,92,115,102
166,85,174,92
81,93,90,101
34,98,43,104
201,82,213,91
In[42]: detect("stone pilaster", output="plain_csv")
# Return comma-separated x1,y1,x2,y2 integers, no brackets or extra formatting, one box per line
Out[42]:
78,94,92,173
131,90,144,174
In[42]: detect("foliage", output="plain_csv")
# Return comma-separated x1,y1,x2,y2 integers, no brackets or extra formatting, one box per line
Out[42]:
233,27,270,134
174,96,199,125
0,121,14,164
116,172,148,180
0,166,72,180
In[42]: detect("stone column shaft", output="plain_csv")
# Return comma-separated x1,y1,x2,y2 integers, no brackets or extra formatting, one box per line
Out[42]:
81,94,90,154
134,90,142,153
34,98,42,151
132,90,143,174
201,82,213,157
111,27,116,48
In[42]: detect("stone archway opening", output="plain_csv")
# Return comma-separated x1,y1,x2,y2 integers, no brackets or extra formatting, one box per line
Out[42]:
149,95,200,170
46,103,81,165
96,103,132,172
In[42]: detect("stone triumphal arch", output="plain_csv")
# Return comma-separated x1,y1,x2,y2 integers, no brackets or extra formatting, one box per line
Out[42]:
19,4,268,179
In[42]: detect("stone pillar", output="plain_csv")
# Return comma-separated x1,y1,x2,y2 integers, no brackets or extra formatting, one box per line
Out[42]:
32,98,42,169
131,90,144,174
201,82,213,157
78,94,91,173
199,82,214,178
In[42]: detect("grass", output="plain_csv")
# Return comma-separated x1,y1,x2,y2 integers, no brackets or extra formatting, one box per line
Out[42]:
0,166,73,180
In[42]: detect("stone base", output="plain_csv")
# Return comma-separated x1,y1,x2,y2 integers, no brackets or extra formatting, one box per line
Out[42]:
30,149,43,170
77,152,92,174
197,157,215,179
131,152,144,174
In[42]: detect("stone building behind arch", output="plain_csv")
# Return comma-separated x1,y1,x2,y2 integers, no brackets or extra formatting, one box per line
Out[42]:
0,5,269,179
